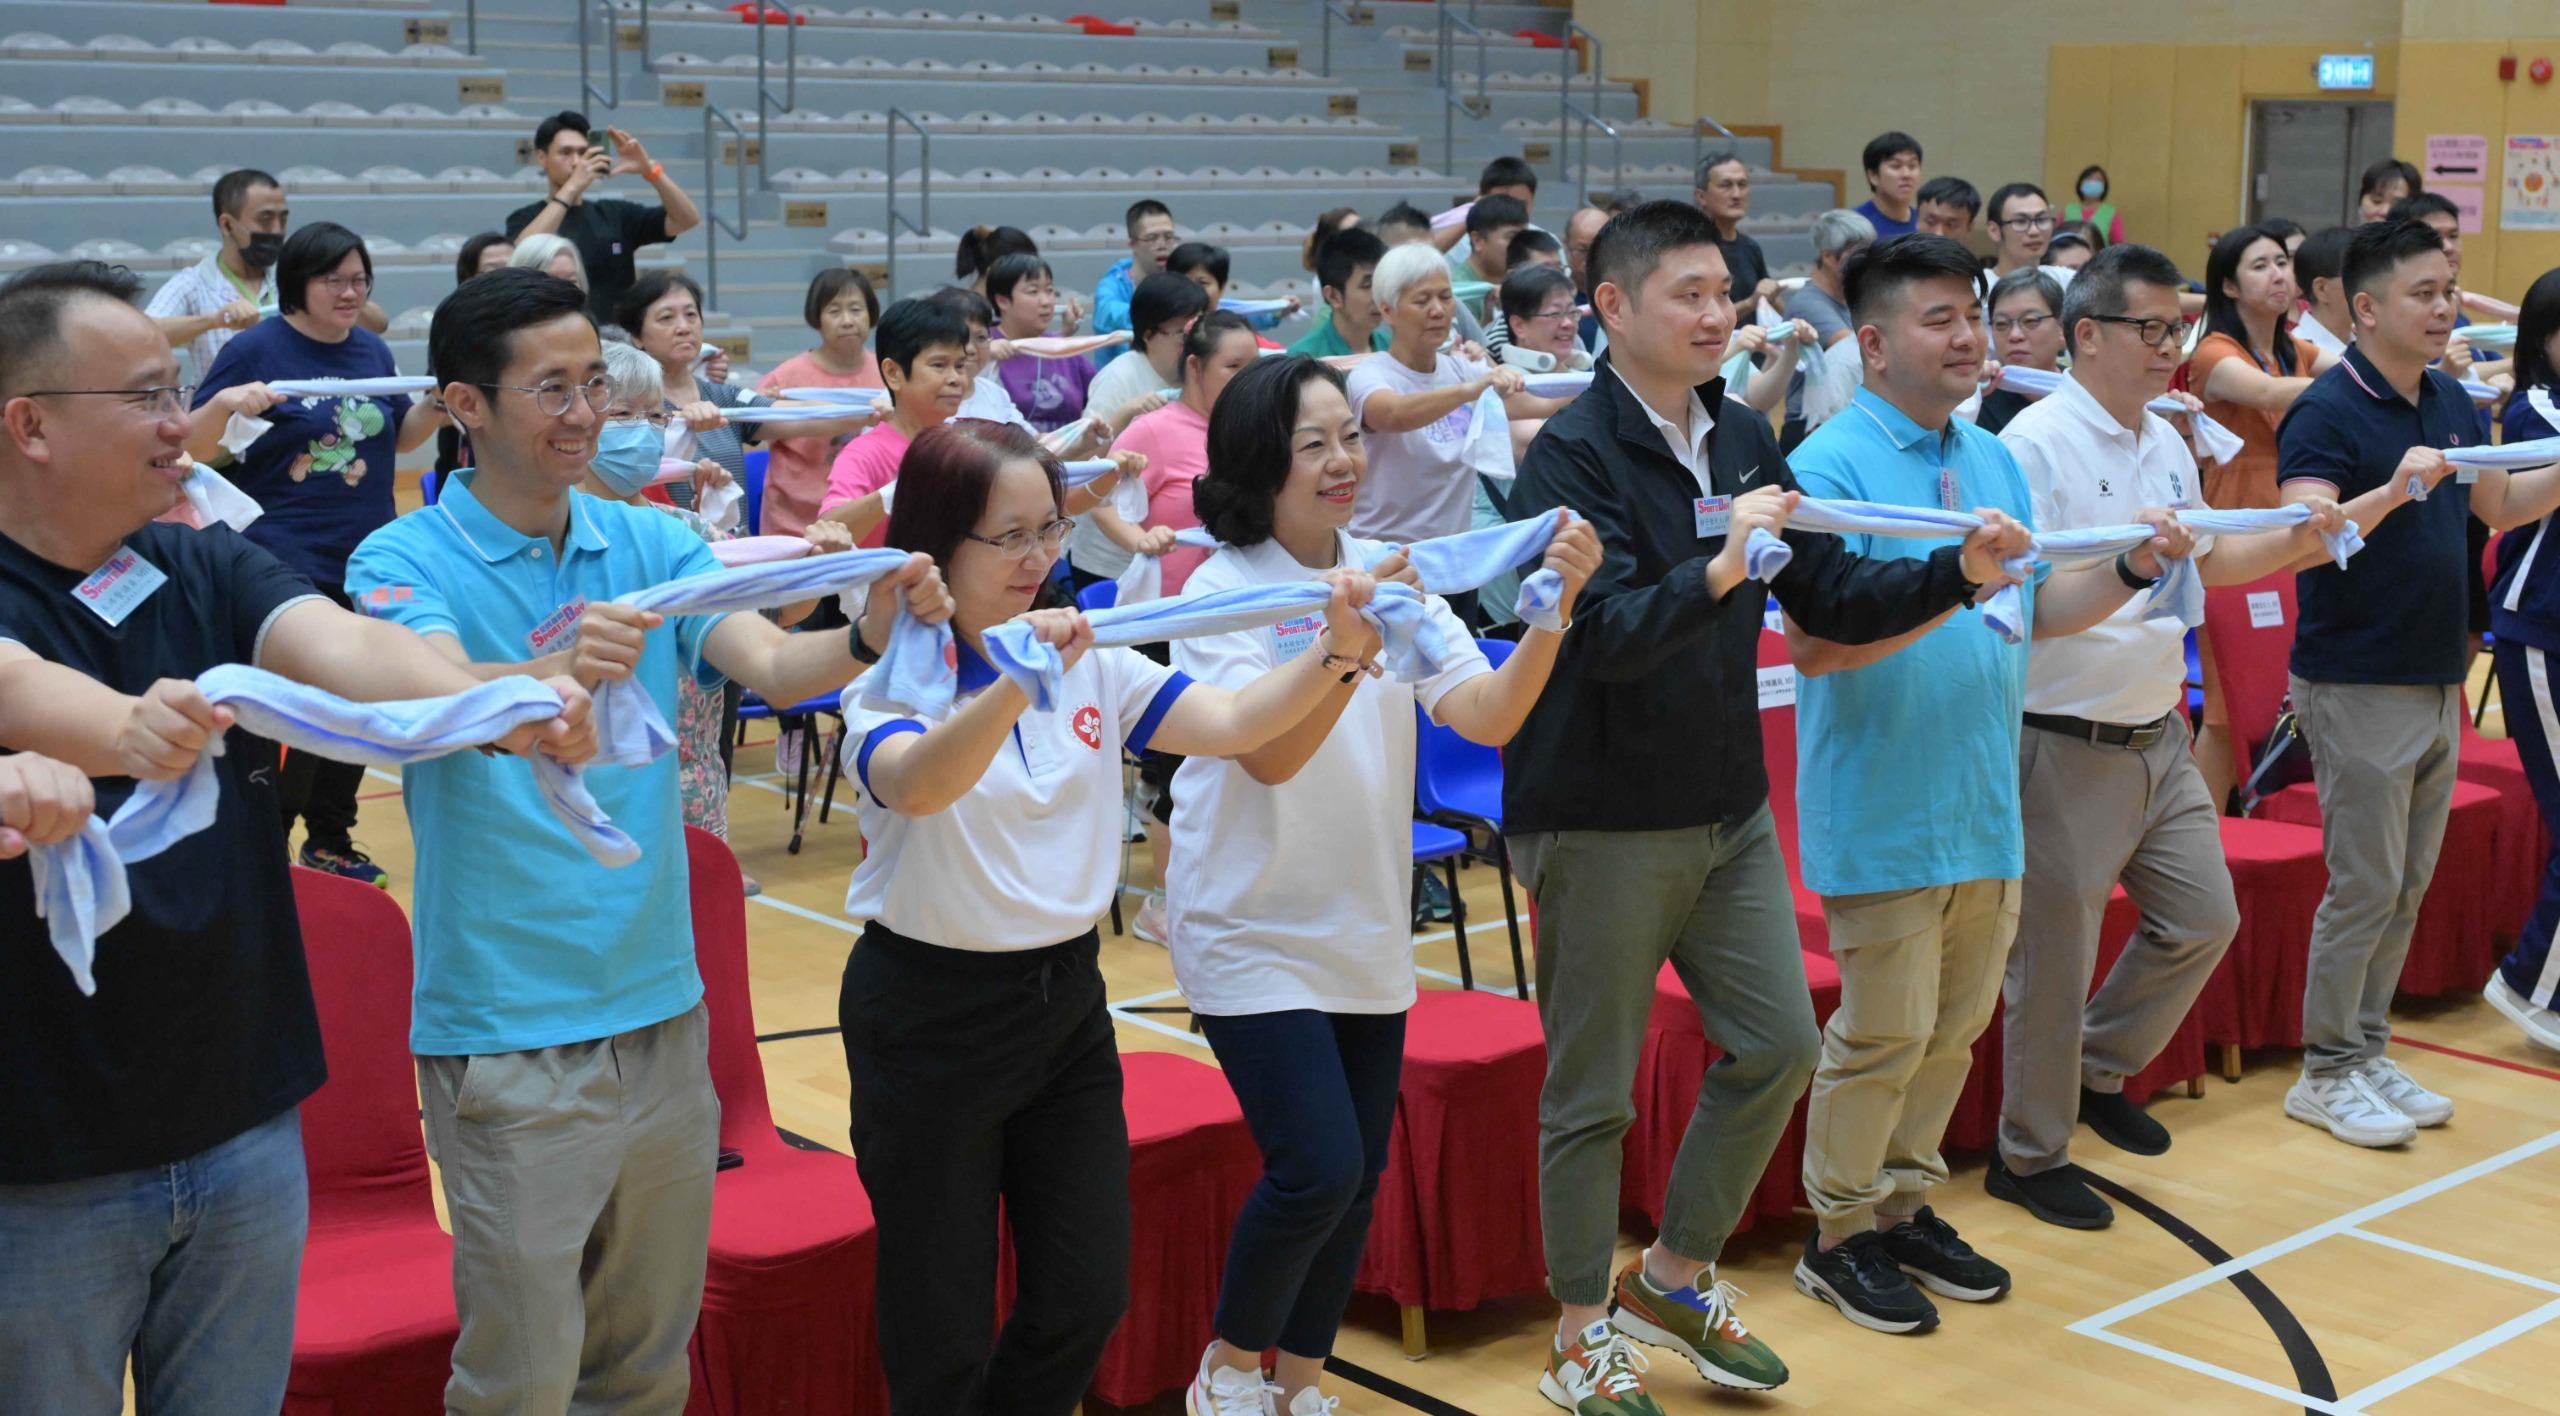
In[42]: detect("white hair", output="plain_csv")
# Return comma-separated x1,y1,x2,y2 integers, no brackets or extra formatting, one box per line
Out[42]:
1813,208,1877,259
1371,241,1453,313
600,338,659,407
508,233,587,291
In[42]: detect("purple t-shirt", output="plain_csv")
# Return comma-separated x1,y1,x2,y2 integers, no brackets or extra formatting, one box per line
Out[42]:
995,353,1096,434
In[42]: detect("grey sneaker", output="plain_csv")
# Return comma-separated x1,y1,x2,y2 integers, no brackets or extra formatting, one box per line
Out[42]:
2284,1071,2416,1147
2485,972,2560,1051
2359,1057,2452,1127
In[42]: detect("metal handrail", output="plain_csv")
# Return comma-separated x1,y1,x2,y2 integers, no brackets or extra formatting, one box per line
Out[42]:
1435,3,1489,178
753,2,799,188
1692,115,1739,189
703,103,750,309
1560,21,1603,183
1318,0,1367,79
884,107,932,298
577,0,619,112
1564,102,1621,207
462,0,478,54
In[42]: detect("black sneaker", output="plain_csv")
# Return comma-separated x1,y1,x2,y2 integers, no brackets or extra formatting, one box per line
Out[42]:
300,841,389,889
1986,1158,2115,1230
1879,1207,2012,1302
1792,1231,1939,1334
2080,1085,2171,1155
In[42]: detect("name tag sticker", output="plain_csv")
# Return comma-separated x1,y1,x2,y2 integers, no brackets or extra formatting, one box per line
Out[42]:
1938,468,1960,513
1694,495,1732,538
72,547,168,627
527,598,587,655
1756,663,1798,710
1271,613,1323,663
2456,468,2480,484
2247,591,2284,629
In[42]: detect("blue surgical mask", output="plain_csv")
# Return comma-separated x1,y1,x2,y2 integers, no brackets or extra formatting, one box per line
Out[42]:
2079,178,2105,202
591,419,664,496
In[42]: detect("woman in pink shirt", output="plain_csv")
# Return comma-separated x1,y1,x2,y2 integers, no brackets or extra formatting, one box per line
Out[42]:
756,269,884,536
1104,311,1260,596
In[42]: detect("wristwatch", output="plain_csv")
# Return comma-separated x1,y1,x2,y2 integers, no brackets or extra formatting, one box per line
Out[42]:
848,621,881,665
2113,550,2159,589
1318,651,1377,684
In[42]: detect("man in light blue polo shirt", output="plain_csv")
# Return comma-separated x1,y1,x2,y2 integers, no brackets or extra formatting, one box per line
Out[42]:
344,269,946,1414
1777,234,2187,1339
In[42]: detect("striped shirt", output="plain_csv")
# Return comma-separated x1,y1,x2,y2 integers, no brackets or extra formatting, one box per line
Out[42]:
144,254,273,382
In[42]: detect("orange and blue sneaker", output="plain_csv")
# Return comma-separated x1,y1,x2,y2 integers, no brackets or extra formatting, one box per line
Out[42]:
1611,1259,1790,1390
1541,1320,1665,1414
299,841,388,889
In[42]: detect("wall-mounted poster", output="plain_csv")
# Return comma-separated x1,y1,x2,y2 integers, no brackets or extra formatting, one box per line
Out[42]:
2505,134,2560,231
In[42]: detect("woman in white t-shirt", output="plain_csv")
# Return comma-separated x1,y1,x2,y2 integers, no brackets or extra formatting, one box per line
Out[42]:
1347,244,1570,620
837,417,1382,1416
1168,355,1599,1416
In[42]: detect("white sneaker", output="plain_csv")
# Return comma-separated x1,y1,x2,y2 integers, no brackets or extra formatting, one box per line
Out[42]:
1187,1347,1274,1416
2284,1071,2417,1147
2485,972,2560,1051
1286,1389,1342,1415
1133,893,1170,947
2360,1057,2454,1127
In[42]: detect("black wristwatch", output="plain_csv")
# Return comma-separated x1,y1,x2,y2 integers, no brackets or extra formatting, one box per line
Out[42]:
2113,550,2160,589
848,620,881,664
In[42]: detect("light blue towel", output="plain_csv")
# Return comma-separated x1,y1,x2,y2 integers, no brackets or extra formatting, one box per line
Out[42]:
1991,365,2246,464
979,581,1445,712
2446,435,2560,471
30,665,604,994
1366,512,1575,632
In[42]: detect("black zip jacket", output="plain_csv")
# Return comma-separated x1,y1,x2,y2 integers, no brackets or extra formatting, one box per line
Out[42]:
1502,357,1978,834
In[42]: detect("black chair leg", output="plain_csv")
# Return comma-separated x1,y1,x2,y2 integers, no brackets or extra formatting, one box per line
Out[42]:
787,715,815,854
1495,837,1528,1000
1447,857,1473,992
817,712,847,824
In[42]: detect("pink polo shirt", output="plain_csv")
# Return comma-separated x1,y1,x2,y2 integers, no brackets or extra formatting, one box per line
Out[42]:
820,421,913,549
1116,401,1211,594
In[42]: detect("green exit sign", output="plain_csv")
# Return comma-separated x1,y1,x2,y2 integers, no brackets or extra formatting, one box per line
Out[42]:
2317,53,2375,90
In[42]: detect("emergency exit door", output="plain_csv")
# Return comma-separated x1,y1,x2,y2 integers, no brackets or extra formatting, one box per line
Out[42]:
2249,99,2396,228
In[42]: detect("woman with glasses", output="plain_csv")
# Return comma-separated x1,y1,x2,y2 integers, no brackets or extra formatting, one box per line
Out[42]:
1976,268,2066,435
837,417,1383,1416
1494,262,1593,375
186,220,445,886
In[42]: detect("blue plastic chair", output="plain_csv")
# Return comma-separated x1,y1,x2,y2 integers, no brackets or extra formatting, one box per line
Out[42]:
419,468,441,506
1076,579,1120,614
1411,820,1474,985
1412,638,1527,998
731,687,846,854
2183,627,2204,720
738,448,768,537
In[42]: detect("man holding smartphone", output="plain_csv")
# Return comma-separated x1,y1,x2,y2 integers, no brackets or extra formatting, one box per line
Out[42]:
505,110,702,322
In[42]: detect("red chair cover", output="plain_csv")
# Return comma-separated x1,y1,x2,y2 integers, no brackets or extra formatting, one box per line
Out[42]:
682,828,887,1416
2192,816,2332,1049
2458,710,2546,940
283,868,458,1416
1356,988,1548,1310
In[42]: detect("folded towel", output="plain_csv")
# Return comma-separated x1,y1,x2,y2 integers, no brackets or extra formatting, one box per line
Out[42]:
1991,365,2245,464
263,377,438,399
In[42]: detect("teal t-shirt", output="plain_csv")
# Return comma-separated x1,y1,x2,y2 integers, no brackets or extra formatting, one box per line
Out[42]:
1287,316,1390,359
345,475,730,1054
1786,388,2041,897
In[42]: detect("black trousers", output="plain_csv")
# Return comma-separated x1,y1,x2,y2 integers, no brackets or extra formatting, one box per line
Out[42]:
840,924,1131,1416
262,584,364,852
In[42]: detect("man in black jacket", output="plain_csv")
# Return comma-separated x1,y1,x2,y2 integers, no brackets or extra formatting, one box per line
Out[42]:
1501,201,2023,1412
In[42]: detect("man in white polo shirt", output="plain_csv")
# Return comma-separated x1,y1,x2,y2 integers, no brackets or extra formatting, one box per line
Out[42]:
1992,243,2348,1229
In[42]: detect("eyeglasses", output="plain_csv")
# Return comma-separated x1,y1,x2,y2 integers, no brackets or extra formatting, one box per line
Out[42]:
1528,304,1580,323
21,384,196,418
1996,213,2058,233
476,375,612,417
1135,231,1181,247
606,410,674,429
316,273,373,295
964,517,1074,559
1990,313,2053,337
2086,314,2194,350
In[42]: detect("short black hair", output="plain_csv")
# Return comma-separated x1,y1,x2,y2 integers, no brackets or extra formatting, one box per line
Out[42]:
1374,201,1432,238
534,109,591,152
212,168,279,222
1498,260,1576,326
1862,131,1922,180
2292,225,2356,294
1587,199,1720,302
2058,242,2185,355
0,261,146,400
921,284,995,333
1194,354,1348,546
429,265,593,395
1478,155,1538,195
873,296,974,378
1467,194,1530,237
1130,270,1211,337
2360,156,2422,200
2515,266,2560,395
455,231,509,286
1507,227,1561,269
275,222,370,317
2389,191,2461,227
1166,241,1229,285
1985,181,2047,226
1695,150,1747,188
1916,175,1979,217
613,269,704,337
1124,198,1173,236
1842,232,1981,328
984,251,1052,307
2342,216,2449,303
1314,227,1387,297
802,266,879,330
1180,309,1255,378
1989,267,2063,321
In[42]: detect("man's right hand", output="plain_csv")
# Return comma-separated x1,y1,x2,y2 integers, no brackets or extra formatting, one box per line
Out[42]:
2397,446,2452,497
568,602,659,686
219,297,261,330
115,679,235,781
559,151,607,204
1958,507,2033,587
1705,486,1799,597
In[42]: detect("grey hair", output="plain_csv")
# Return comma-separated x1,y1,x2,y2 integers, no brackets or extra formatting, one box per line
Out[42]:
1812,208,1877,260
1371,240,1454,313
600,337,659,407
507,232,587,291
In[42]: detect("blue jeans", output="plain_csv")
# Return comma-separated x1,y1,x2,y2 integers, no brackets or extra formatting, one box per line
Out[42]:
0,1108,307,1415
1195,1009,1405,1358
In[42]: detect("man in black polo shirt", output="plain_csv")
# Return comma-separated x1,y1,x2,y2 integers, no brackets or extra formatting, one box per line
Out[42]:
0,261,592,1412
2276,218,2560,1149
505,110,702,322
1693,151,1771,323
1501,201,2023,1410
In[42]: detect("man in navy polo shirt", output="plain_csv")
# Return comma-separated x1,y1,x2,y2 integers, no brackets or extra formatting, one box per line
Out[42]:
2276,218,2560,1148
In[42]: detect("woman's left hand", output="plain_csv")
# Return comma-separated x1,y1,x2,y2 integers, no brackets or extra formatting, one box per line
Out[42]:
1013,607,1094,675
678,400,727,432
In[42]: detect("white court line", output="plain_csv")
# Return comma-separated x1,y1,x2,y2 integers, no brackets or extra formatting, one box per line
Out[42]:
2339,1227,2560,1296
364,767,402,788
2073,1329,2355,1416
1111,1004,1212,1049
750,892,860,934
2335,1295,2560,1412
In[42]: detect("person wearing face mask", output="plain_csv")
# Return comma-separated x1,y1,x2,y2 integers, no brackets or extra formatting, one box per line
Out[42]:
1974,269,2065,435
144,171,381,380
184,221,448,886
2061,166,2125,245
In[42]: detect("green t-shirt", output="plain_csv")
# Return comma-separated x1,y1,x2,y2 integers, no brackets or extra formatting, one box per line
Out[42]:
1287,317,1391,358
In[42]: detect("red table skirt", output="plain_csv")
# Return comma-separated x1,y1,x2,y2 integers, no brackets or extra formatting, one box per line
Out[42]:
1356,989,1549,1311
2457,732,2549,943
283,1216,458,1416
687,1138,886,1416
2194,816,2329,1050
2259,779,2506,998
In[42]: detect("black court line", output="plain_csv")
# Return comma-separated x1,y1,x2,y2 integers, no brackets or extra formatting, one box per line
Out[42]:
2082,1169,2337,1415
754,1024,844,1044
